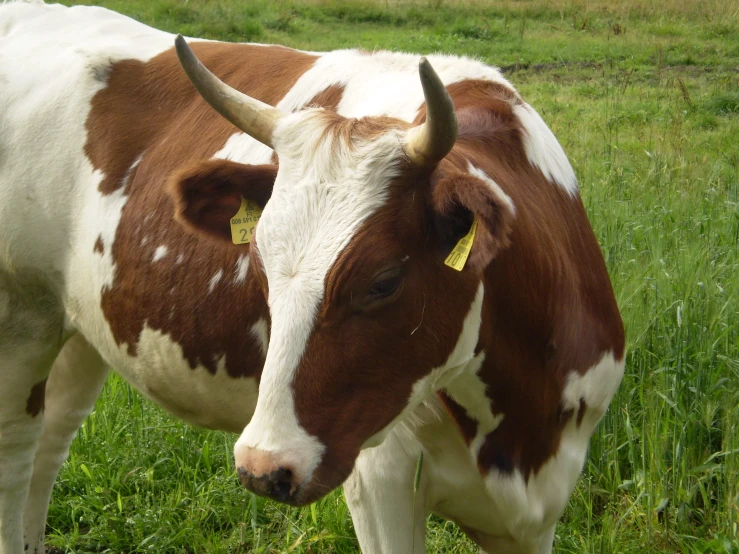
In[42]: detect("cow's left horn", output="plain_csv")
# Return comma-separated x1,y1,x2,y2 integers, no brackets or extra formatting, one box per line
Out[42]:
404,58,457,167
175,35,283,148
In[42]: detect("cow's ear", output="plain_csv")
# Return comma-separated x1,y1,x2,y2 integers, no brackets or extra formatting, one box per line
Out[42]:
168,159,277,243
431,169,515,270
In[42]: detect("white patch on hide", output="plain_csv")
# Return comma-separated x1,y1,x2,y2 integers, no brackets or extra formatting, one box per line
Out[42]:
562,351,625,423
513,103,578,196
212,132,274,165
467,163,516,216
443,352,505,459
284,49,515,123
207,269,223,294
118,325,259,432
250,318,269,358
483,352,624,547
152,245,168,262
234,255,249,284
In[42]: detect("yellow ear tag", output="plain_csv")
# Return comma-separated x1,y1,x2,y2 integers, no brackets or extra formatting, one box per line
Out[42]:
230,197,263,245
444,219,477,271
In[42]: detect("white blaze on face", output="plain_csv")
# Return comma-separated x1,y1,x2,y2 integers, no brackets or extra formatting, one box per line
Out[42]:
233,111,405,481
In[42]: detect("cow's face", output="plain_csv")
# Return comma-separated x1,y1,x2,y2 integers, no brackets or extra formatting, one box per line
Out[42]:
170,38,515,505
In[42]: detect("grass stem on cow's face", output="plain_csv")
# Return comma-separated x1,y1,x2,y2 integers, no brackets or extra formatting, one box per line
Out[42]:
37,1,739,553
412,452,424,553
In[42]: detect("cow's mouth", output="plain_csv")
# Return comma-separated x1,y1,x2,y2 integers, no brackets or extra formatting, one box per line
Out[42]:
236,450,355,506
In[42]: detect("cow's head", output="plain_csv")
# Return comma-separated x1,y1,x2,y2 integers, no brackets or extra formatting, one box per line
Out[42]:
169,36,515,505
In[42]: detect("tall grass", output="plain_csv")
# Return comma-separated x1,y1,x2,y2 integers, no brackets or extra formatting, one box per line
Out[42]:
48,1,739,552
304,0,739,20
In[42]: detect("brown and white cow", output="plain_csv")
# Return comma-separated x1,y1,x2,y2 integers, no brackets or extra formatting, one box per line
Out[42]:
0,2,625,553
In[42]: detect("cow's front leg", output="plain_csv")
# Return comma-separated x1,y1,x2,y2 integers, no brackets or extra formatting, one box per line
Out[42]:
22,333,110,554
0,333,60,553
344,426,428,554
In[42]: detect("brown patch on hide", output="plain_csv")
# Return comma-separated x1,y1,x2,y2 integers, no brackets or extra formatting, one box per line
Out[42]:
303,83,345,112
86,42,315,196
414,79,522,130
577,397,587,427
438,391,478,445
84,42,317,376
318,112,410,149
26,379,47,417
423,79,625,480
93,236,104,254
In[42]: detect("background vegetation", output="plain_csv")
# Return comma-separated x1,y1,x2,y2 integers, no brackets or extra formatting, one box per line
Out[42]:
49,0,739,552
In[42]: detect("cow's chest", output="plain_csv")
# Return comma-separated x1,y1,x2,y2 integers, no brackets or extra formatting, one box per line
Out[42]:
411,397,591,552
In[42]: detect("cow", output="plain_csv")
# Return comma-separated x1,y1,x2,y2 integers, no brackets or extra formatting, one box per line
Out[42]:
0,2,625,553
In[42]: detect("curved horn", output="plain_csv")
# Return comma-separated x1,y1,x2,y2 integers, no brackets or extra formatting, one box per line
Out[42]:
404,58,458,167
175,35,283,148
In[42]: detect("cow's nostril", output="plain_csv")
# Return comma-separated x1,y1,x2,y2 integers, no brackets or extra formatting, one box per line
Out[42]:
236,458,299,503
270,467,293,502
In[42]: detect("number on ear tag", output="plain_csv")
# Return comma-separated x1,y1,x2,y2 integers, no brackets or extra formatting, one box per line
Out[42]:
444,220,477,271
230,197,263,245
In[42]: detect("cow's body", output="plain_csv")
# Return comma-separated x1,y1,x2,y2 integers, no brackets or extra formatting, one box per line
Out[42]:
0,2,625,553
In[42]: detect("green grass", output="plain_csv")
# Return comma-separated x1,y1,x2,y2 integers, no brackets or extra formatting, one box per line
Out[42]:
49,0,739,552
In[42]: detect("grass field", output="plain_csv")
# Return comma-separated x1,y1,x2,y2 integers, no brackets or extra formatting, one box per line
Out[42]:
47,0,739,552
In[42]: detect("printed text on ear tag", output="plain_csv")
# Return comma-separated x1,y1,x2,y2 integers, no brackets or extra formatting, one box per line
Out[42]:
444,219,477,271
230,197,263,245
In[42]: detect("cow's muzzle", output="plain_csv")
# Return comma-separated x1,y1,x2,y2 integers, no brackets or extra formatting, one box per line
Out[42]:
234,446,312,505
237,465,296,503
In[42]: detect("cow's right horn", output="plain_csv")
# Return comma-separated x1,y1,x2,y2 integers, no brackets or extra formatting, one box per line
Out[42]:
175,35,283,148
404,58,457,167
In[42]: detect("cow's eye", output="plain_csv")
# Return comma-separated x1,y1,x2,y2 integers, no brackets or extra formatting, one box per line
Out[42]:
367,267,404,302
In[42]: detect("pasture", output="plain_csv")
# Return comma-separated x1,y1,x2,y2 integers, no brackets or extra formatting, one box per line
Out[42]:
48,0,739,552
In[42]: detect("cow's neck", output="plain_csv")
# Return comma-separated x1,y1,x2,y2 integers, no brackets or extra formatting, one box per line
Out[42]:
437,197,624,480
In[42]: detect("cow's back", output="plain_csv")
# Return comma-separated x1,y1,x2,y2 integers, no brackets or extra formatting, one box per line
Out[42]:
0,1,173,279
